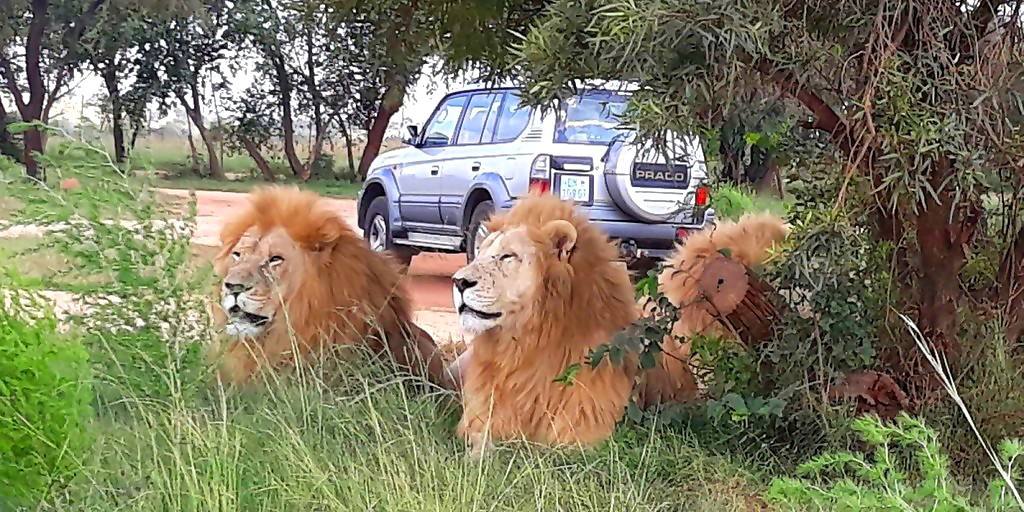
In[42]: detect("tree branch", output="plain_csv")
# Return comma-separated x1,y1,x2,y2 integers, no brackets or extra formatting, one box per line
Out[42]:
0,58,28,116
969,0,1008,38
63,0,108,57
753,58,852,152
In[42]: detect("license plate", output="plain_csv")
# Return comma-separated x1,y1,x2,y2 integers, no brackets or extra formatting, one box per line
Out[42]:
558,174,591,203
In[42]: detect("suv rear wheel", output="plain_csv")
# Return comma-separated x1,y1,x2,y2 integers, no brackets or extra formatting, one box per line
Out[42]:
466,200,494,262
365,196,415,267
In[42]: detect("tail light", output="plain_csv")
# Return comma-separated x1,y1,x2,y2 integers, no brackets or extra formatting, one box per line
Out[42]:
695,185,710,207
528,154,551,195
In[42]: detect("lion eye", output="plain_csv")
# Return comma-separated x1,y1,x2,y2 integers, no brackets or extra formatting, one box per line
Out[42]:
231,251,241,261
499,253,517,262
267,255,284,266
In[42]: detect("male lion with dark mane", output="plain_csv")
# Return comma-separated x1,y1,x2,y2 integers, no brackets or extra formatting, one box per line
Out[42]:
211,186,454,389
450,194,638,454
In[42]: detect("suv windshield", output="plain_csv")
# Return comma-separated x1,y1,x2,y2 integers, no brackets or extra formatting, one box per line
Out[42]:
554,90,631,145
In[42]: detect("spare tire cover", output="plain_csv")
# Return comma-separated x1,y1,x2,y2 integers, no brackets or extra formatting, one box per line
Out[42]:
603,133,707,223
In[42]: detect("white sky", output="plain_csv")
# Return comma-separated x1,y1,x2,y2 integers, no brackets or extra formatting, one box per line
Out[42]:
49,58,472,137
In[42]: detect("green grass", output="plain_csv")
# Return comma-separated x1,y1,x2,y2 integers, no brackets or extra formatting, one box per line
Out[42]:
43,356,767,511
144,175,362,198
0,236,75,290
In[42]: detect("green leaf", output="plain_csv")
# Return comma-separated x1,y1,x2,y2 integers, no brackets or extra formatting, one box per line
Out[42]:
640,350,657,370
553,363,582,386
5,121,42,134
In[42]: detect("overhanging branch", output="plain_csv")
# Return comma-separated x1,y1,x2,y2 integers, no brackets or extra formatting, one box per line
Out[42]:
753,58,853,152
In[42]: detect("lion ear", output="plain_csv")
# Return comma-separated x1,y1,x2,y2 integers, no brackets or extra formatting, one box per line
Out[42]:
311,214,346,252
542,219,577,261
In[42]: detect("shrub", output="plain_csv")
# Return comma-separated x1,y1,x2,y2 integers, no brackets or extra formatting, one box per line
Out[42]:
0,300,93,506
0,136,209,406
709,184,789,221
765,414,1023,511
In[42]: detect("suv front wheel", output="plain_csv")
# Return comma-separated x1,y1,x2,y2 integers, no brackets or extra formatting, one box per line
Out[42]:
365,196,415,267
466,200,494,262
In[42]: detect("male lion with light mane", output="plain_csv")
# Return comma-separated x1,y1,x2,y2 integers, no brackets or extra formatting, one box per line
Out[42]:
451,194,638,454
211,186,454,389
637,212,790,406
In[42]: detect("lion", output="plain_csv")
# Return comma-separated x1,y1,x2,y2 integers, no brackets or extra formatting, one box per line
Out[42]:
450,194,638,454
211,186,455,389
636,212,790,407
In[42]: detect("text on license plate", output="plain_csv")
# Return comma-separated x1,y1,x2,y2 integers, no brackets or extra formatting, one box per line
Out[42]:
559,175,591,202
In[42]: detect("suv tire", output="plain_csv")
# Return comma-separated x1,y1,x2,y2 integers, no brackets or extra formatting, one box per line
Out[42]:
466,200,494,262
365,196,415,267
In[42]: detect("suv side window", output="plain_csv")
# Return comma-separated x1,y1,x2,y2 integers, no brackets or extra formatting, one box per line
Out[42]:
456,93,499,145
492,92,531,143
421,94,468,147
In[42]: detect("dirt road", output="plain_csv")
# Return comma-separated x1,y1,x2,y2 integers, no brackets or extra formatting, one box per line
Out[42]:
158,189,466,344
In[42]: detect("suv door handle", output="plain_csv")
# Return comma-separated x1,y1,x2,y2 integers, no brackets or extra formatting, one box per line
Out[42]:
471,161,481,172
429,165,440,175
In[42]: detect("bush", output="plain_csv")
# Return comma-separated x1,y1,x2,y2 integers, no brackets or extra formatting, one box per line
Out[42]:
766,414,1023,511
709,184,789,221
0,301,93,506
1,137,209,406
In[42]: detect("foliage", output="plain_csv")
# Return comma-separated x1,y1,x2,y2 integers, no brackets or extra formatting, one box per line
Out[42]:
515,0,1024,374
765,414,1023,511
0,135,209,405
709,184,789,221
762,209,889,391
0,298,93,507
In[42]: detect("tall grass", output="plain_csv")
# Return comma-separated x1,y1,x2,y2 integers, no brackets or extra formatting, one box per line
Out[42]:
42,354,764,511
900,313,1024,508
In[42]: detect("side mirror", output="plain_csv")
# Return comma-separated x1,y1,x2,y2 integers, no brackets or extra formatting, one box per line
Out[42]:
405,125,420,145
421,133,449,148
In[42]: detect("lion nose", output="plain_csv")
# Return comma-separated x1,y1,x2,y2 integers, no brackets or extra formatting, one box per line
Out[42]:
453,277,477,293
224,281,252,295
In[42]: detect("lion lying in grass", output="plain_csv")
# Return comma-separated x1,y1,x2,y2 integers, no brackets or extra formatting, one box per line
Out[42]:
211,186,454,389
637,212,790,406
450,194,638,454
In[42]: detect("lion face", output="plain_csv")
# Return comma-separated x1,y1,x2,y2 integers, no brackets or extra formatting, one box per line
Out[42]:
452,220,577,336
219,227,312,338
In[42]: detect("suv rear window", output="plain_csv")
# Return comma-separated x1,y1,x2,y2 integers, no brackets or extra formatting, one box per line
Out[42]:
554,90,631,145
492,93,531,143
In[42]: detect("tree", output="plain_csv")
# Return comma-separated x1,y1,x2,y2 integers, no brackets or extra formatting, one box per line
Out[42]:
81,2,145,163
0,0,108,180
230,0,308,179
226,81,278,182
516,0,1024,385
131,3,234,180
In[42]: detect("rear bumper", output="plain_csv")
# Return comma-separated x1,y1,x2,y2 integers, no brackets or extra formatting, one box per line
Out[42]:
496,199,715,259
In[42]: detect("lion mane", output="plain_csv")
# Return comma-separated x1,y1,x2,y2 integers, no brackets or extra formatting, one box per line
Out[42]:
457,194,638,449
212,186,451,388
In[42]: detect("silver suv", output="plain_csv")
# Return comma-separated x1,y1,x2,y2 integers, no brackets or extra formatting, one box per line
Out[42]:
357,85,715,265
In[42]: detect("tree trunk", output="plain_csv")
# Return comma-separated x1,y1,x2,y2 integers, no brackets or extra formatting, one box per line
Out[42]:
178,88,224,180
914,182,968,364
357,84,404,181
184,106,201,177
18,0,50,181
339,117,356,180
101,64,125,163
1000,226,1024,343
304,25,325,174
239,136,275,182
270,51,306,179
